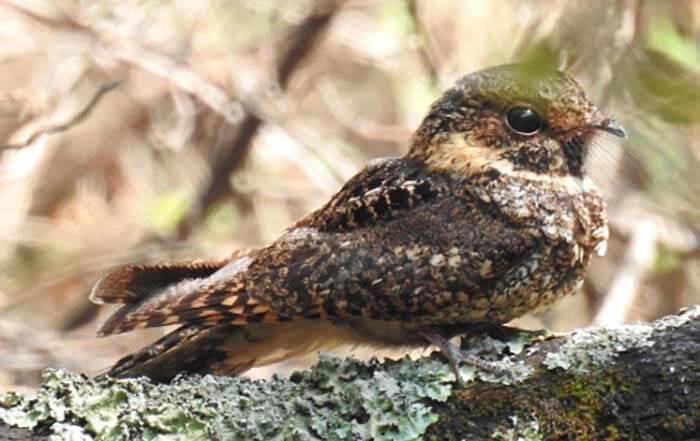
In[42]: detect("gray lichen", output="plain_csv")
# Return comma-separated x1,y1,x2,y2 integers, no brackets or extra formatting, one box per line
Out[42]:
543,305,700,373
457,331,539,385
0,330,549,440
4,310,695,440
49,424,93,441
491,414,543,441
1,354,453,441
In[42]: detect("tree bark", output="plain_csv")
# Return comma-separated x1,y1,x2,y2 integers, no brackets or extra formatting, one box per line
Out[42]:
1,307,699,441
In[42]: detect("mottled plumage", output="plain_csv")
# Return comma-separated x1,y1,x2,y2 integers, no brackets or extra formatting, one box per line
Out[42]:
91,64,625,381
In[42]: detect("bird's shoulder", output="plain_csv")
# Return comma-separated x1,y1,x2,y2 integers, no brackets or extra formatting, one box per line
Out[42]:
295,156,451,232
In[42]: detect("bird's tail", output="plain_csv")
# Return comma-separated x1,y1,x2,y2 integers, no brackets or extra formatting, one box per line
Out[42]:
100,319,370,382
91,251,278,381
91,251,369,382
98,323,249,382
90,250,268,337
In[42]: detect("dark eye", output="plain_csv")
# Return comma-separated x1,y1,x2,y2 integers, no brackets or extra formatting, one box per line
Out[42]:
505,105,543,135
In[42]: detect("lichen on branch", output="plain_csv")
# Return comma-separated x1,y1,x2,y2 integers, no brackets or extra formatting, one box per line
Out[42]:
1,355,453,441
2,305,699,440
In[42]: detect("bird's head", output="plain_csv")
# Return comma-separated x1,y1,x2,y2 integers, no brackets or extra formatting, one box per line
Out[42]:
409,64,626,179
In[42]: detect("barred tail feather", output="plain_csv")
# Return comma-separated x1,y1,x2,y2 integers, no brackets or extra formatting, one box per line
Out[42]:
89,259,228,305
100,324,249,382
93,254,257,337
102,320,384,383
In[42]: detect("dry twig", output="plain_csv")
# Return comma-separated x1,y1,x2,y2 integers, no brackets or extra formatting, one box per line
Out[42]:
0,80,122,153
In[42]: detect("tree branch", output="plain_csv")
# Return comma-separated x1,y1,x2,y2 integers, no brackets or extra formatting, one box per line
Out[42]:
2,306,699,440
0,80,122,154
408,0,441,86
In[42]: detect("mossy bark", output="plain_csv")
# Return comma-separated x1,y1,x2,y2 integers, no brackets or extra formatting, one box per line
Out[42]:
2,307,699,440
426,313,700,440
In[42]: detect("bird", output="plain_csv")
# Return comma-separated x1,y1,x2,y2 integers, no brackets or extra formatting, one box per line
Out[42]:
90,63,626,383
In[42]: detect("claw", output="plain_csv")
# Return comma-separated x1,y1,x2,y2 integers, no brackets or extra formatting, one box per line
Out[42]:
420,327,520,384
420,329,465,382
420,328,500,384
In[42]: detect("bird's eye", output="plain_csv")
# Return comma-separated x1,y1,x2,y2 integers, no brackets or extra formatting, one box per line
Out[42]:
505,105,543,135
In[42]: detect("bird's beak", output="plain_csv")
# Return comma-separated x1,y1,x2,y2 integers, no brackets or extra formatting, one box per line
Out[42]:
588,118,627,139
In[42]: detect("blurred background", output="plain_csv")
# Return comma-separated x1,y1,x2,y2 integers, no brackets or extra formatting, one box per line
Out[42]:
0,0,698,392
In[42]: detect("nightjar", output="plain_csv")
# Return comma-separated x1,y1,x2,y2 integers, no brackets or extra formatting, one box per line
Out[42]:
91,64,626,382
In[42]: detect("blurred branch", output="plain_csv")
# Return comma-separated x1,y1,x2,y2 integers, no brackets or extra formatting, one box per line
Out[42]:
0,80,122,153
593,219,658,325
0,242,199,316
611,213,700,259
2,0,339,239
594,212,700,325
316,79,411,143
4,1,246,125
408,0,440,85
176,2,340,238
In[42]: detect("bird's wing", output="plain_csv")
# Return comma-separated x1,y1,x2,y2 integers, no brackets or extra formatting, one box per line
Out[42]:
95,157,538,335
237,158,544,323
294,157,448,231
94,158,450,336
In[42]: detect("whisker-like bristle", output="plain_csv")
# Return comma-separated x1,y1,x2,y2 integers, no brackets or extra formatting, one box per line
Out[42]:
587,133,649,195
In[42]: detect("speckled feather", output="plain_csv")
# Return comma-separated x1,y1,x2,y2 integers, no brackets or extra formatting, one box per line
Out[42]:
93,64,617,381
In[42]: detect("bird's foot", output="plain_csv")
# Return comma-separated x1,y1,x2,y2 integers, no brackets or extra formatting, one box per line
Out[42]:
420,328,513,385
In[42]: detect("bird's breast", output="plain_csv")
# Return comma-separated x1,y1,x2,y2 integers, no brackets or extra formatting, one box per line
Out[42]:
471,171,608,256
452,171,609,322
